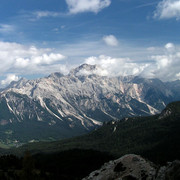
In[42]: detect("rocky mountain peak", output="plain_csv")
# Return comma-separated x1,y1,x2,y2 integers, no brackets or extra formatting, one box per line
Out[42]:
48,72,64,79
0,64,179,144
69,63,103,76
6,77,28,89
78,63,98,70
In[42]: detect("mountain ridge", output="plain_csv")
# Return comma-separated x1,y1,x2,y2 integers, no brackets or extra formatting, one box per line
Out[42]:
0,64,179,145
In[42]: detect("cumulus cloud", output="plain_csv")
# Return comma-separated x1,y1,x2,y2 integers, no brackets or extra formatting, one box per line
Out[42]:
150,42,180,81
103,35,119,47
84,55,147,77
0,40,180,87
165,42,175,51
65,0,111,14
83,42,180,81
154,0,180,20
14,53,64,68
1,74,19,86
0,41,66,86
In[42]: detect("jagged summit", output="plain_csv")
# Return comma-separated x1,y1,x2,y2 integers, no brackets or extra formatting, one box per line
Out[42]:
48,72,64,79
0,64,179,144
76,63,98,71
6,77,28,89
69,63,104,76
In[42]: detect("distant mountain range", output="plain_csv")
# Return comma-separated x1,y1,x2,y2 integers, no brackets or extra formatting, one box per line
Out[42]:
0,64,180,145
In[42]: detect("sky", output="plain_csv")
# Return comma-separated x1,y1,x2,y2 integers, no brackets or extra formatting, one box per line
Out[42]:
0,0,180,87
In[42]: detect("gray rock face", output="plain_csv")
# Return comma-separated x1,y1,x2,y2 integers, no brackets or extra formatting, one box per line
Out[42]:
0,64,180,143
83,154,180,180
83,154,156,180
156,160,180,180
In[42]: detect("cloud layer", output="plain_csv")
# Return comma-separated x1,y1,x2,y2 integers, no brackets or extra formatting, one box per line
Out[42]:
150,43,180,80
84,55,148,77
0,41,180,87
0,24,15,34
84,43,180,81
154,0,180,19
33,11,61,19
0,41,66,86
66,0,111,14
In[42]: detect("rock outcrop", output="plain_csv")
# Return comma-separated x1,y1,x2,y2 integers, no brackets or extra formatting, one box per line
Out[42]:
83,154,180,180
156,160,180,180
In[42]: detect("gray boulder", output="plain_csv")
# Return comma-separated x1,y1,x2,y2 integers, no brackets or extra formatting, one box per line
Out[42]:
83,154,156,180
83,154,180,180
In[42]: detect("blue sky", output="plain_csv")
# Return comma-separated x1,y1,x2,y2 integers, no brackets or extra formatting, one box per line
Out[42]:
0,0,180,86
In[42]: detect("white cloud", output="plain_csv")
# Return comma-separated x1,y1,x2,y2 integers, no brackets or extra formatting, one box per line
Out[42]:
165,42,175,51
103,35,119,47
1,74,19,86
84,55,147,77
83,43,180,81
0,40,180,87
33,11,61,19
13,53,64,69
65,0,111,14
0,41,66,85
19,11,63,21
154,0,180,20
76,66,108,76
0,24,15,34
176,72,180,78
150,44,180,80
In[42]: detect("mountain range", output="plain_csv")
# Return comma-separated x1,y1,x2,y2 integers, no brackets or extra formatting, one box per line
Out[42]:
0,64,180,145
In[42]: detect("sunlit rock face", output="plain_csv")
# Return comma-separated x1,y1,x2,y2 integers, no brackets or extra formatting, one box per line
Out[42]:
0,64,179,143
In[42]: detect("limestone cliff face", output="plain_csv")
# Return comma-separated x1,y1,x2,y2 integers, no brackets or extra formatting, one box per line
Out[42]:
1,64,178,128
0,64,179,143
83,154,180,180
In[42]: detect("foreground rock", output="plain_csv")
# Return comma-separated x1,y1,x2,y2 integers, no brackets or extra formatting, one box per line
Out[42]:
156,160,180,180
83,154,180,180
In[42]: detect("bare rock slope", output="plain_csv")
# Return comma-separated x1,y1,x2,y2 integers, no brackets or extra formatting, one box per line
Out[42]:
83,154,180,180
0,64,179,143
